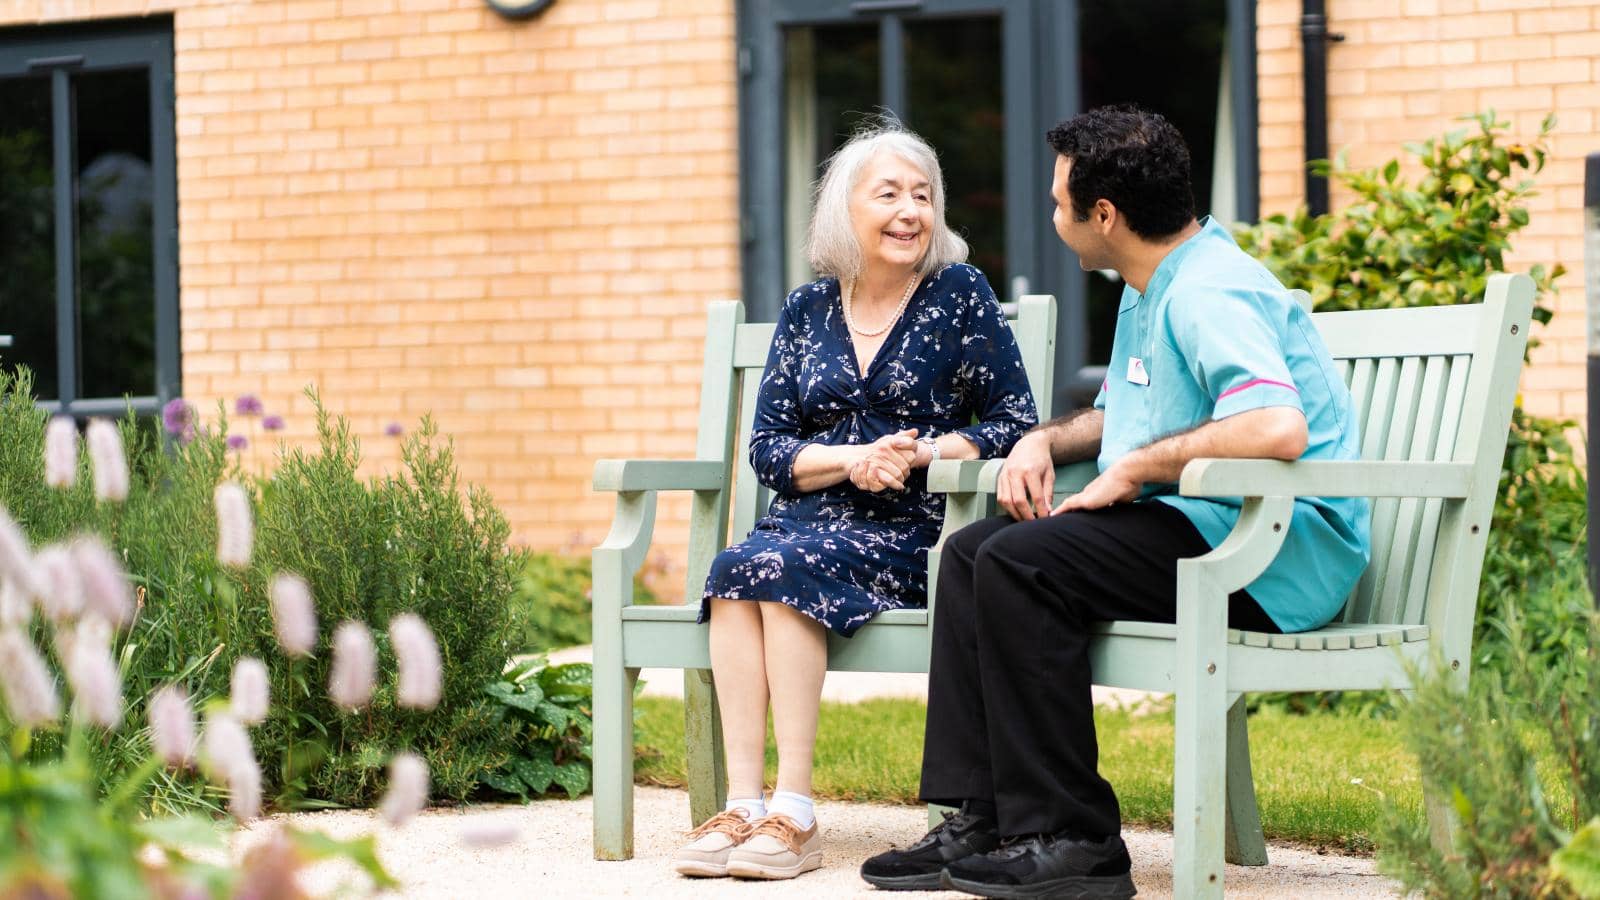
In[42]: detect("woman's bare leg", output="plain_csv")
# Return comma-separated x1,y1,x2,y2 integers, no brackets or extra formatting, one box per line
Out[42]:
709,597,770,801
759,602,828,797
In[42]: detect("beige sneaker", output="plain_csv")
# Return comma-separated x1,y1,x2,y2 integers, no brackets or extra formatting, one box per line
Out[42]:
726,814,822,880
672,808,756,877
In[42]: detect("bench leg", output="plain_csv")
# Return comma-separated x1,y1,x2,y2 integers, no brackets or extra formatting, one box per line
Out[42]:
1223,695,1268,866
685,669,727,827
593,662,640,860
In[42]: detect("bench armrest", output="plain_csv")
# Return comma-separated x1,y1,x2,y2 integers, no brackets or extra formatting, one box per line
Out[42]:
592,459,726,493
1179,459,1474,500
927,458,1100,496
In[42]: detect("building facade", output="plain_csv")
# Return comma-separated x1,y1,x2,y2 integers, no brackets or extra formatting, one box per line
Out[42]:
0,0,1592,599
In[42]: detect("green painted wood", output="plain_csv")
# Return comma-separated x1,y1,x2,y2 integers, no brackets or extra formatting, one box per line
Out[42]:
685,671,726,825
1314,301,1484,357
1223,696,1268,866
1015,295,1057,416
730,370,766,541
1177,460,1473,499
1374,356,1450,625
591,459,726,492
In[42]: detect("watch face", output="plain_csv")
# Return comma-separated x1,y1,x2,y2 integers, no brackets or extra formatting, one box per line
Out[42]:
486,0,556,21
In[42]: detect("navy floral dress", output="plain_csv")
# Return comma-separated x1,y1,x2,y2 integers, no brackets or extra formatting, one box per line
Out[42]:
701,263,1037,637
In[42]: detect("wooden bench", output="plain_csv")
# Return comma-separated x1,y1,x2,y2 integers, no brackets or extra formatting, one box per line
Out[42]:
589,295,1058,859
592,273,1532,900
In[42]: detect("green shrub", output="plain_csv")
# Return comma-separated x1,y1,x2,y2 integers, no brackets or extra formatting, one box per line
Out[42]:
0,372,524,811
1375,595,1600,898
1234,110,1584,698
509,551,659,653
479,655,596,800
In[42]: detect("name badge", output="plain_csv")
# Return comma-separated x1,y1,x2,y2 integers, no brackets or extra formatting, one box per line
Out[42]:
1127,357,1150,386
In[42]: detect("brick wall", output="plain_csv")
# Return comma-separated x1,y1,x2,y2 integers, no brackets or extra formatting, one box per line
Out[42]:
1,0,740,599
1257,0,1597,422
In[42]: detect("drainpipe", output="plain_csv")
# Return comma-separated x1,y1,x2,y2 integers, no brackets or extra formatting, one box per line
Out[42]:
1300,0,1341,216
1585,152,1600,605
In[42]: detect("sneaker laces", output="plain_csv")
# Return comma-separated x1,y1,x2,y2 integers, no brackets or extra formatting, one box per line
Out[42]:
993,833,1051,859
749,814,807,852
904,810,977,851
685,808,754,841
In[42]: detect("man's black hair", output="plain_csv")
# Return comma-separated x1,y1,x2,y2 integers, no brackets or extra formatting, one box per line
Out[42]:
1045,105,1196,239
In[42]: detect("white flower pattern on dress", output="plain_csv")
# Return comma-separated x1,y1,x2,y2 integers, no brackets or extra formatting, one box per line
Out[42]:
701,264,1038,637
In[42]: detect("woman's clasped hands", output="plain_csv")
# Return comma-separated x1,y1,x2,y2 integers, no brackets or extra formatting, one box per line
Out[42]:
848,428,921,493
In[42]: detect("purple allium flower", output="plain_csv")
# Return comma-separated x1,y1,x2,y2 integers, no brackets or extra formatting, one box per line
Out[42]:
261,415,285,432
389,613,442,710
328,621,377,711
161,398,193,437
44,416,77,489
86,419,128,502
234,394,263,417
269,573,317,657
0,628,60,728
214,481,253,569
380,752,430,827
71,536,132,627
33,544,83,623
384,422,404,437
230,656,270,725
149,685,197,768
226,434,248,451
64,617,123,728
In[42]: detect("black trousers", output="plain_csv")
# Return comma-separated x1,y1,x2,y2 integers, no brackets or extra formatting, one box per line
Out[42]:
918,501,1280,840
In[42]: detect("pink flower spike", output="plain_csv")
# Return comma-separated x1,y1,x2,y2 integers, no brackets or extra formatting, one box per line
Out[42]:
0,628,60,728
85,419,128,503
71,536,133,627
202,712,262,820
149,685,197,768
0,506,37,593
230,656,269,725
33,544,84,623
268,573,317,657
213,481,254,569
44,416,77,488
328,621,377,711
0,580,31,629
64,617,123,728
459,821,521,848
389,613,442,710
379,752,430,827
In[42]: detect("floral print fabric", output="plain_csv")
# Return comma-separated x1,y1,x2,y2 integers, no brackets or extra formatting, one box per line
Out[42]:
701,264,1038,637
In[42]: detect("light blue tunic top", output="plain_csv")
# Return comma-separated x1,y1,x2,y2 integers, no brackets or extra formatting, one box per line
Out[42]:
1093,218,1370,633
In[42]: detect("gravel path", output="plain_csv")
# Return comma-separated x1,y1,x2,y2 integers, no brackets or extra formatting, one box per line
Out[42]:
241,786,1398,898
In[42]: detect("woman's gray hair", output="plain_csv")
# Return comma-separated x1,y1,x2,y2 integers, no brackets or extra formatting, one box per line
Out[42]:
805,123,969,280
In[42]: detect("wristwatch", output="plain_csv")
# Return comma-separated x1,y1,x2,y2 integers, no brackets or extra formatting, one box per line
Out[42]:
920,437,941,464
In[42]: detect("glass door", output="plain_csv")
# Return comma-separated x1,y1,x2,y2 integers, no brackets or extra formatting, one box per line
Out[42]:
740,0,1041,323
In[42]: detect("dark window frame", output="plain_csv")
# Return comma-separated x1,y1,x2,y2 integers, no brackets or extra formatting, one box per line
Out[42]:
0,17,179,418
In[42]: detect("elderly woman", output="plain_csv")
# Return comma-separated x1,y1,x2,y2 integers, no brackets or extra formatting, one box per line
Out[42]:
673,125,1037,881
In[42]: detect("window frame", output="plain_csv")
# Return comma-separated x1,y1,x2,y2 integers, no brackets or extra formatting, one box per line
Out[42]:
0,17,179,418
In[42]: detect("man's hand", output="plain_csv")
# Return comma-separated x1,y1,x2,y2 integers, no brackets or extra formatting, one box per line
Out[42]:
997,431,1056,520
850,429,919,492
1051,460,1141,514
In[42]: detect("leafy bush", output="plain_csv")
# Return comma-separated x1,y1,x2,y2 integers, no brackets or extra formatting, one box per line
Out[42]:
1375,592,1600,898
509,552,660,653
1234,110,1584,691
0,372,525,810
479,655,595,799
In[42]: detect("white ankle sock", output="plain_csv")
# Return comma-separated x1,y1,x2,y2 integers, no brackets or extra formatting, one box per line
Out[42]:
726,796,766,819
768,790,815,829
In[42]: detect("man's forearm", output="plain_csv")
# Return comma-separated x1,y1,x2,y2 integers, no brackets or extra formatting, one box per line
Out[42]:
1032,408,1104,464
1117,407,1308,484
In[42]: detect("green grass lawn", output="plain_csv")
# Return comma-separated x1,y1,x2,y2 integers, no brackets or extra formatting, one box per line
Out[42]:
633,697,1419,854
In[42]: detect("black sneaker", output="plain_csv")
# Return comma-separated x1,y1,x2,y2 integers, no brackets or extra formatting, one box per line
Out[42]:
941,832,1135,899
860,809,1001,891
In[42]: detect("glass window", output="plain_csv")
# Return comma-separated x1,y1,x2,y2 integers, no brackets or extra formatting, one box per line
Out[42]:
0,75,59,400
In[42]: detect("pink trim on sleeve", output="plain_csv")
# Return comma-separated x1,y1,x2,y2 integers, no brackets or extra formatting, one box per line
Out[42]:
1218,378,1299,400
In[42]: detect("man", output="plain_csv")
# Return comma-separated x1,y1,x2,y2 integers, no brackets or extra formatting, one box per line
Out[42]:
860,105,1370,898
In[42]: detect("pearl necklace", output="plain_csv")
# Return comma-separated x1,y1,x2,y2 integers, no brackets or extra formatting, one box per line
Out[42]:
842,273,920,337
